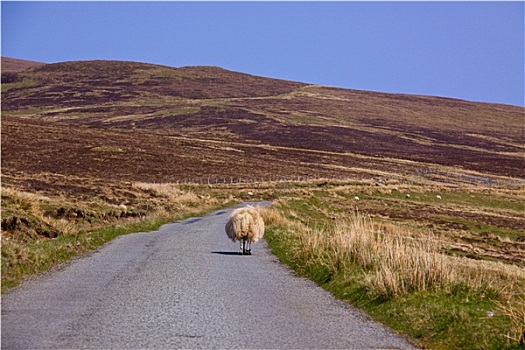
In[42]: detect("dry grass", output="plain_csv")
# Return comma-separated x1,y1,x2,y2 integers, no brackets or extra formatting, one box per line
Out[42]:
1,183,211,243
277,210,453,298
132,182,201,205
261,200,525,348
1,186,45,213
261,203,524,298
496,295,525,346
258,202,297,228
41,217,77,235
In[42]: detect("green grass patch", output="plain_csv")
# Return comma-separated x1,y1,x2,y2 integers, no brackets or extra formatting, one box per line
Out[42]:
166,107,200,116
1,107,50,116
441,191,524,212
371,188,524,212
1,78,39,93
364,289,513,350
435,215,521,241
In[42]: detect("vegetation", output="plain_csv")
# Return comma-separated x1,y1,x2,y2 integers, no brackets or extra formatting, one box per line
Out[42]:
2,58,524,349
258,185,525,349
3,59,524,184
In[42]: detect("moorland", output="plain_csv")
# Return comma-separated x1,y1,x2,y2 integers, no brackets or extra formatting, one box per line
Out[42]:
2,57,524,349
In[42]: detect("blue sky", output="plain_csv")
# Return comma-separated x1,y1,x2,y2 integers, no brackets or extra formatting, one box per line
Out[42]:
2,1,524,107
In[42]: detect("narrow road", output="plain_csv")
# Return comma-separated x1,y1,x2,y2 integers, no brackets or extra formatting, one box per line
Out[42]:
2,203,417,349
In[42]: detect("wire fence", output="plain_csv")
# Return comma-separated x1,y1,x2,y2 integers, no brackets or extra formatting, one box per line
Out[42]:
175,175,357,185
148,169,524,188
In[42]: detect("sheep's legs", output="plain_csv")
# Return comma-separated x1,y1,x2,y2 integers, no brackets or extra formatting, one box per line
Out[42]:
245,240,251,255
239,238,251,255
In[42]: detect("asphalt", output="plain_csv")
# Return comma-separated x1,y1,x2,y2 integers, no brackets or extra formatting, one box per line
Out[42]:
2,202,418,349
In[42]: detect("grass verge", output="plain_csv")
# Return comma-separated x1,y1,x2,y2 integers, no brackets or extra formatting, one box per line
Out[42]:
261,199,525,349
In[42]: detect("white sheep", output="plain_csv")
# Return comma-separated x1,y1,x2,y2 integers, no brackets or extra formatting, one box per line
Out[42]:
225,205,265,255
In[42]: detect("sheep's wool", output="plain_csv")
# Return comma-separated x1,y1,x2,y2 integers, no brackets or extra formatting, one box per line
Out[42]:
225,206,265,243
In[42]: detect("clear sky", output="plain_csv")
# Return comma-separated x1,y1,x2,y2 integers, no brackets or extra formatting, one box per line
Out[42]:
2,1,524,107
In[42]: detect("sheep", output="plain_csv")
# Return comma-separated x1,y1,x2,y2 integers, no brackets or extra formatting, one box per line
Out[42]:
225,205,265,255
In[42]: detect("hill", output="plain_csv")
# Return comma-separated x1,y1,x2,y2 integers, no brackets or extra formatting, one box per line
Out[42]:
2,58,524,192
1,57,45,73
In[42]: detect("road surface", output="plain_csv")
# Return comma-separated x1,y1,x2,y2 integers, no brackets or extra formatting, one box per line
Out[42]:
2,203,417,349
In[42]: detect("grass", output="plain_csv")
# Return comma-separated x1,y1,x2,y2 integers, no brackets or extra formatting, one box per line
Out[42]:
260,193,525,349
166,107,200,116
436,215,521,241
1,78,39,93
1,106,50,116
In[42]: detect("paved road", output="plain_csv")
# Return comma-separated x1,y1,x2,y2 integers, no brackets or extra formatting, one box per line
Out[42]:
2,203,417,349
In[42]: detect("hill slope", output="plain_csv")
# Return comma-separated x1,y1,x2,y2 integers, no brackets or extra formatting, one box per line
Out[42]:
2,59,524,190
1,57,45,73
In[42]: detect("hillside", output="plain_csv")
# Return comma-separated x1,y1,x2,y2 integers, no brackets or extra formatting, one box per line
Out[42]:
2,58,524,192
1,57,45,73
